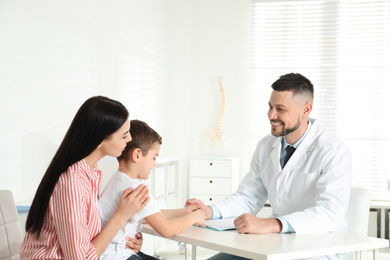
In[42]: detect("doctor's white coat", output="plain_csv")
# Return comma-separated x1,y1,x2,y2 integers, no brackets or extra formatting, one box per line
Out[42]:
214,119,352,234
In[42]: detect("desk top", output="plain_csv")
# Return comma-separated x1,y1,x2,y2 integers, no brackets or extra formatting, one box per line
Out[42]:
142,224,389,260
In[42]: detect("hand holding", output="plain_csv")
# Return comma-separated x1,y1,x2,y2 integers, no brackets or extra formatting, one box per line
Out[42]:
185,198,212,219
193,208,206,226
183,204,199,215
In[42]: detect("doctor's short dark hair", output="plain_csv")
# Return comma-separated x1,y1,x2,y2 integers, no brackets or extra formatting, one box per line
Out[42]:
118,119,162,162
272,73,314,102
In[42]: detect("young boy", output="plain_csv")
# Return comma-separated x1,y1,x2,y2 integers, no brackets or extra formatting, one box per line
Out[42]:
99,120,205,260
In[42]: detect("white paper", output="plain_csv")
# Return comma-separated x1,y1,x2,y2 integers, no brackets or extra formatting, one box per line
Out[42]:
201,218,236,230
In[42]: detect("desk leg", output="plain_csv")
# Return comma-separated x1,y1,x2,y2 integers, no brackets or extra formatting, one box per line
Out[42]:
192,245,197,260
385,208,389,239
370,208,382,238
373,249,379,260
355,251,361,260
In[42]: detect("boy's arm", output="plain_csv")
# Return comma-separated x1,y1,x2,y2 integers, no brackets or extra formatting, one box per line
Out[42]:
161,205,198,219
145,210,205,238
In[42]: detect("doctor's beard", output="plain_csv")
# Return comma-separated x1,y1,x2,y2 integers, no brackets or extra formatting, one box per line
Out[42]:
271,117,301,137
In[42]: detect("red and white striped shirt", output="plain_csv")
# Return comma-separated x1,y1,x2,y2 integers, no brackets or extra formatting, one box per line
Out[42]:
20,159,102,260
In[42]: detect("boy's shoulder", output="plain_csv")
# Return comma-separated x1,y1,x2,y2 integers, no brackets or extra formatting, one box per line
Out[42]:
109,171,140,185
102,171,141,195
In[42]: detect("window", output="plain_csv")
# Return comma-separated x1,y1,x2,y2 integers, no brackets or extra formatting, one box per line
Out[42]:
251,0,390,200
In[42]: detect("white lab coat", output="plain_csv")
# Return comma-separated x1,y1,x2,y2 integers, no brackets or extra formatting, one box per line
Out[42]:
214,118,352,234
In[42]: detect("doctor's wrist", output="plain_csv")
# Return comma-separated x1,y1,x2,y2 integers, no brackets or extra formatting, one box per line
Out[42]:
206,206,214,219
273,218,283,233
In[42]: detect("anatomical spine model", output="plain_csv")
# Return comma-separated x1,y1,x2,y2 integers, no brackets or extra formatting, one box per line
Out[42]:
206,77,227,149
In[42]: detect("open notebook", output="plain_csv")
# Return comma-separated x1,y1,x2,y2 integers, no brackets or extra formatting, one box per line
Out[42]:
196,218,236,231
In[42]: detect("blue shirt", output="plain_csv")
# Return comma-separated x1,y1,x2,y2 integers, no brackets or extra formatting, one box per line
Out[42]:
211,120,313,234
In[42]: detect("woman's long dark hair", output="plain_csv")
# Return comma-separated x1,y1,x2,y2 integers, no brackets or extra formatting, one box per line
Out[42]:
25,96,129,237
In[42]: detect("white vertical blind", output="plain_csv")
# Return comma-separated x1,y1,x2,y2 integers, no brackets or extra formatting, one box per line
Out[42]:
251,0,390,201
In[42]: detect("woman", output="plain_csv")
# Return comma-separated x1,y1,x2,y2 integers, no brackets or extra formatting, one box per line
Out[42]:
20,96,150,259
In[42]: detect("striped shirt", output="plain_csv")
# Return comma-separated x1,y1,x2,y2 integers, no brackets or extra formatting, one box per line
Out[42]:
20,159,102,260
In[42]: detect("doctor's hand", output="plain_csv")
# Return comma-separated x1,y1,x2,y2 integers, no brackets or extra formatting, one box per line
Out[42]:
185,198,213,219
234,214,282,234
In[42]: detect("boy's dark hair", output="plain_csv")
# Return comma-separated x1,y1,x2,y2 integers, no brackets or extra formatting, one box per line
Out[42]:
118,119,162,161
272,73,314,101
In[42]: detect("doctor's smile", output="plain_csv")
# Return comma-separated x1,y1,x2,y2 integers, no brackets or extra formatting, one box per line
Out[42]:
271,121,282,127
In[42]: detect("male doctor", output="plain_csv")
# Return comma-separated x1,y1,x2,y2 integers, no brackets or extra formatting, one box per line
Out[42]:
186,73,352,260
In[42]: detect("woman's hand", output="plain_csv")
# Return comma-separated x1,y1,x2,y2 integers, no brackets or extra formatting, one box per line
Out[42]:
115,184,150,223
93,185,149,257
125,232,143,253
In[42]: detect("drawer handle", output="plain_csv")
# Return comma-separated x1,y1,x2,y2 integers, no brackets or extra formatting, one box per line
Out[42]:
209,180,213,183
209,198,213,201
209,162,213,166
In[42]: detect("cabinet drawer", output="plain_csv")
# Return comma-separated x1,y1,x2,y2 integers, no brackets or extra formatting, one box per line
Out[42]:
189,177,231,195
190,159,232,177
189,194,228,205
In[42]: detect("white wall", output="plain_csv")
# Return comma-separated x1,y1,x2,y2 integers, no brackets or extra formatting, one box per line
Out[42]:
164,0,252,206
0,0,253,206
188,0,252,172
0,0,171,204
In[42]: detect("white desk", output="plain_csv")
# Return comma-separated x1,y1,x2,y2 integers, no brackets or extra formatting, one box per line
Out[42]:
142,224,389,260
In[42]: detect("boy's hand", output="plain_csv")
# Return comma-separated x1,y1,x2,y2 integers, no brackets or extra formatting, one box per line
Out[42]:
125,232,143,253
183,204,199,215
185,198,213,219
193,208,206,226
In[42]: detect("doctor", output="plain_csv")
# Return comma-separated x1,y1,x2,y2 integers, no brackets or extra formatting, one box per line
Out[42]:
187,73,352,260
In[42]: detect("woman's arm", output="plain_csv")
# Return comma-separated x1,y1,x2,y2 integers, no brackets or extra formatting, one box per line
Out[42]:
145,209,205,238
92,185,149,256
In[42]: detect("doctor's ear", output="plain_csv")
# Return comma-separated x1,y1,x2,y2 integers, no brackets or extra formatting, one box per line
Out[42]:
303,102,312,115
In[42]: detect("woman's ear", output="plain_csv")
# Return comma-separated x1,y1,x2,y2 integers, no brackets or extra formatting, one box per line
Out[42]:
131,148,142,162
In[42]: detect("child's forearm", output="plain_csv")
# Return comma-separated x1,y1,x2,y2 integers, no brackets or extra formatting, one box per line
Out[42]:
146,211,203,238
156,213,199,237
161,205,199,219
161,208,186,219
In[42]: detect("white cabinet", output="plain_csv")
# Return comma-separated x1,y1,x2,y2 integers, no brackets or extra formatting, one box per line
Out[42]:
189,157,239,204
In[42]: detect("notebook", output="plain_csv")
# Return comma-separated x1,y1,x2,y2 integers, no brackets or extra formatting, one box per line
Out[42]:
196,217,236,231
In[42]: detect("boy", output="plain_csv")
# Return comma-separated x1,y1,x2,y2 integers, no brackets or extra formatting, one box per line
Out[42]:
99,120,205,260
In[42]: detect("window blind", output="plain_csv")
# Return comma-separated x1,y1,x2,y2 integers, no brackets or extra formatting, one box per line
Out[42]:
251,0,390,201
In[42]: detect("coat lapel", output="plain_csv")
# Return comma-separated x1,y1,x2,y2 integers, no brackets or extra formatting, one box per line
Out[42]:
271,138,282,170
283,119,322,171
